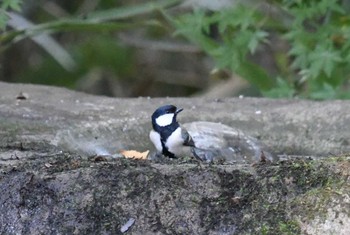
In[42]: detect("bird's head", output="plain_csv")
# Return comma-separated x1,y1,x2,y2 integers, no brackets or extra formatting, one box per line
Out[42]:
151,105,183,130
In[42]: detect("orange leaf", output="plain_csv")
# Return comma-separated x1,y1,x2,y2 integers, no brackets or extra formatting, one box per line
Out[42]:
120,150,149,160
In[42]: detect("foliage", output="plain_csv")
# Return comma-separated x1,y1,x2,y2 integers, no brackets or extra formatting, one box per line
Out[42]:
0,0,183,96
0,0,22,29
1,0,350,99
0,0,180,45
16,36,133,89
170,0,350,99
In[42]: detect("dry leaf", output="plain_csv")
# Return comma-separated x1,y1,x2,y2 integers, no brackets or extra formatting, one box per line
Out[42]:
120,150,149,160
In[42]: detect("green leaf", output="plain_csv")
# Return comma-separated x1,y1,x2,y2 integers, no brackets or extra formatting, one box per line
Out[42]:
0,9,8,30
237,62,275,91
210,42,241,71
172,9,218,56
212,5,261,32
308,45,342,78
309,83,337,100
248,30,268,54
173,9,211,40
0,0,22,30
1,0,22,11
263,77,295,98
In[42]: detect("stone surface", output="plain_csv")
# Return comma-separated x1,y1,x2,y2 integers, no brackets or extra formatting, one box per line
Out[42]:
1,82,350,158
0,81,350,234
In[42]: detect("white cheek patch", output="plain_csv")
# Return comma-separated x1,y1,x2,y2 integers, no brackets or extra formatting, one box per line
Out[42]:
156,113,174,127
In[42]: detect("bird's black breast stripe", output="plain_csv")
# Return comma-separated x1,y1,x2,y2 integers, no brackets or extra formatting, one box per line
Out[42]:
158,122,179,158
161,141,176,158
158,123,179,143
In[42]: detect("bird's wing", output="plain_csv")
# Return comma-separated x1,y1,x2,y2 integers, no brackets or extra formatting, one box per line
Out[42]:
181,128,195,147
183,121,276,163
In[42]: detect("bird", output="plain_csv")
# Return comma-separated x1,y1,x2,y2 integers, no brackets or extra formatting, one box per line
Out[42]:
149,105,275,163
149,104,195,158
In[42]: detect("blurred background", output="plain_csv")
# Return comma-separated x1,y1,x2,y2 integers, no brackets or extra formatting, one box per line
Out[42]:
1,0,350,99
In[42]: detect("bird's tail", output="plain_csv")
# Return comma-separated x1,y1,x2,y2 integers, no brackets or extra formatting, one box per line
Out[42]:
190,147,214,163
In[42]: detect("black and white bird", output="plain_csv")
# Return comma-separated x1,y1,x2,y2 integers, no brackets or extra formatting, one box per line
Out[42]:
149,104,275,163
149,105,195,158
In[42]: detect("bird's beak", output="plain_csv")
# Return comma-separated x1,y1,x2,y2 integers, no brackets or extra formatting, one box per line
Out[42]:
175,108,183,114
